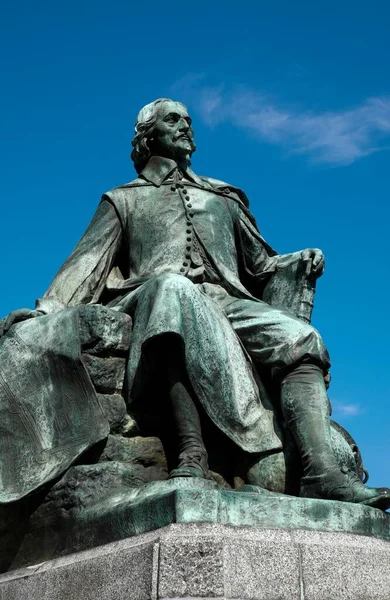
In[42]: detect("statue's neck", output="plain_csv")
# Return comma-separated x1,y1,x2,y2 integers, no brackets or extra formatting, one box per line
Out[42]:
150,151,191,171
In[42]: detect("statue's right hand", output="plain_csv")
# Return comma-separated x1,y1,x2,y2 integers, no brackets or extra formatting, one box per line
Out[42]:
0,309,43,338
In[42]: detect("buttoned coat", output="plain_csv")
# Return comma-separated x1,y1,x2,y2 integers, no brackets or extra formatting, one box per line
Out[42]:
38,157,289,312
36,157,320,457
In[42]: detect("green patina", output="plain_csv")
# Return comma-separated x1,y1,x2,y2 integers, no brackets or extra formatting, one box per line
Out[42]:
0,98,389,571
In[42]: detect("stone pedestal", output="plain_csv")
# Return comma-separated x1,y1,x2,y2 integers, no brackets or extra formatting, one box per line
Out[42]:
2,481,390,598
6,479,390,570
1,523,390,600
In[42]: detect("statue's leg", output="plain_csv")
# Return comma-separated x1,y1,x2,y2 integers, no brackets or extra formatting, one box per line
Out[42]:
159,338,209,479
218,294,390,509
281,363,390,508
121,275,276,475
116,275,219,479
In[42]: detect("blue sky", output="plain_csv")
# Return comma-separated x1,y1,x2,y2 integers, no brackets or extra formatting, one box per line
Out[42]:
1,1,389,486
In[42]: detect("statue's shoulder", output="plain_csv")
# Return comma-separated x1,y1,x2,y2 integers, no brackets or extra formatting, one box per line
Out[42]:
106,177,150,194
199,175,250,208
102,177,149,204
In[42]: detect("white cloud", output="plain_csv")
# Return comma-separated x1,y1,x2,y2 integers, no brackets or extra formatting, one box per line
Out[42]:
332,402,365,417
172,75,390,166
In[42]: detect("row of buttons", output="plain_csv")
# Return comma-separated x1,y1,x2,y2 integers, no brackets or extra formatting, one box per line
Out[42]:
176,183,194,272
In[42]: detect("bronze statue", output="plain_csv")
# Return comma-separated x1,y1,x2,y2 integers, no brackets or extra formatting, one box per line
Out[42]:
1,98,389,511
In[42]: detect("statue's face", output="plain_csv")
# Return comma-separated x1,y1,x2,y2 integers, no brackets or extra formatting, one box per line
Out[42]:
151,101,195,161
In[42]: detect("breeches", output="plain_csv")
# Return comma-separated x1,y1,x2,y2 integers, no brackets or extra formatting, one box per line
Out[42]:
208,283,330,377
109,273,330,452
113,273,330,380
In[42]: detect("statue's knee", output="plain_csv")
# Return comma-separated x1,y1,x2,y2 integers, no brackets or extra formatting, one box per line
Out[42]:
305,323,323,345
284,320,328,366
293,321,322,346
295,323,329,370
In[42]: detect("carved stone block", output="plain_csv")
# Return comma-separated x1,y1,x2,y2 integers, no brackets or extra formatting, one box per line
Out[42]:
100,434,167,470
78,305,132,355
97,393,129,433
81,354,126,393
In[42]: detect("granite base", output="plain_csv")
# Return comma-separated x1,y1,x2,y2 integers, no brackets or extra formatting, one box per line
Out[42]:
1,523,390,600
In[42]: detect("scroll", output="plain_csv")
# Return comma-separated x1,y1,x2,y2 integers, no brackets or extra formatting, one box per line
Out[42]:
262,258,316,324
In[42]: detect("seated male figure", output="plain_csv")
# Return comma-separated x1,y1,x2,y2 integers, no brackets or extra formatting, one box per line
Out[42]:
2,98,389,509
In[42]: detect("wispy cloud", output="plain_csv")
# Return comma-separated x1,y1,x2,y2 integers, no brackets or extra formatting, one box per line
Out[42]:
332,402,365,418
172,74,390,166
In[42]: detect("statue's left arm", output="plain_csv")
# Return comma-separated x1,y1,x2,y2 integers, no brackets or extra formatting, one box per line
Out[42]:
231,193,324,297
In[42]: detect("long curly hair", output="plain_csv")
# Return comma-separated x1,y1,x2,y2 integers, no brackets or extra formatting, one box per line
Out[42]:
130,98,194,174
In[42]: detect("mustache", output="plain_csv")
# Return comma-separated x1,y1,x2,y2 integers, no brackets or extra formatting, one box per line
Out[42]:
176,131,196,152
176,132,194,141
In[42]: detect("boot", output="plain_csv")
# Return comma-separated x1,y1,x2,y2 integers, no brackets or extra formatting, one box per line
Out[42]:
168,449,209,479
156,338,210,480
166,378,209,480
281,364,390,510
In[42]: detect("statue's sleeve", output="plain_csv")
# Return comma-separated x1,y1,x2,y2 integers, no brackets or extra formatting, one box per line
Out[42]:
232,196,301,292
36,199,123,313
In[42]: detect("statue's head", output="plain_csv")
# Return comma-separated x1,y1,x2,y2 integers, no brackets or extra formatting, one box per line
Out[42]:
131,98,196,173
